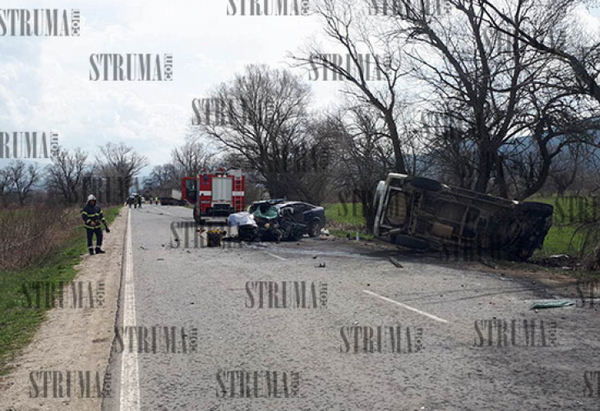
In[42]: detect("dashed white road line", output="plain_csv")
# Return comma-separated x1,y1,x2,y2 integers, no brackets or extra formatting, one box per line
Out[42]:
265,251,287,261
120,210,141,410
363,290,449,324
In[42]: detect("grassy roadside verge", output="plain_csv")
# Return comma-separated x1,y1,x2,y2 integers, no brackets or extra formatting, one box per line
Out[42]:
0,206,121,376
324,203,371,240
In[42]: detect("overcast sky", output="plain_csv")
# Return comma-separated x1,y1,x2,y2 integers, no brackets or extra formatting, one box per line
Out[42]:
0,0,332,171
1,0,599,174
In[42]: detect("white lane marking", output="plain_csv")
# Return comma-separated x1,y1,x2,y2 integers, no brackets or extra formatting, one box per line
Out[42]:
120,210,141,410
265,252,287,261
363,290,449,324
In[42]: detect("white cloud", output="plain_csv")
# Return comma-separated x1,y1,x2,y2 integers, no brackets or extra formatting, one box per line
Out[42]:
2,0,598,172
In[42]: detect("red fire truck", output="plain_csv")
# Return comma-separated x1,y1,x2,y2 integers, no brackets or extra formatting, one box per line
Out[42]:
181,168,245,224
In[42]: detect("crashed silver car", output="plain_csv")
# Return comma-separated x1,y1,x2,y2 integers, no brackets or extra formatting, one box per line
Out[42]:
373,174,554,261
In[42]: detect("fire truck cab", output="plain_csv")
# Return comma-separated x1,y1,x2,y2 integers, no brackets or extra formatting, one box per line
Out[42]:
182,168,245,225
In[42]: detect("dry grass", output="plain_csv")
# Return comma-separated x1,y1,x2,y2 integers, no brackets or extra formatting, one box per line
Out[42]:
0,206,82,270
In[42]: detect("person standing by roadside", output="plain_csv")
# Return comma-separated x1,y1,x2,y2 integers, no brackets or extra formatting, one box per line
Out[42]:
82,195,110,255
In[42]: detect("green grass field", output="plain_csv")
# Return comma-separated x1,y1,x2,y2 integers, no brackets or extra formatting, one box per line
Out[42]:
527,197,590,257
0,206,121,375
324,203,366,227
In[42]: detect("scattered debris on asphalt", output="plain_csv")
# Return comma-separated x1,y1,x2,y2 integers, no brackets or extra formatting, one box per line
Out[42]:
478,258,498,269
389,256,404,268
530,300,575,309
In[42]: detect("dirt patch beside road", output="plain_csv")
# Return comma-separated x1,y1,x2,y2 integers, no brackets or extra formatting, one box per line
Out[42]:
0,210,127,410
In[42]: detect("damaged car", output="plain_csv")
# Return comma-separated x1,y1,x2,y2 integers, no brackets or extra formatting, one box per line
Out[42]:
373,174,554,261
231,200,326,242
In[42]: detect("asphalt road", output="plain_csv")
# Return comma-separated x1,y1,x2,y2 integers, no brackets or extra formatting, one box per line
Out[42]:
103,205,600,411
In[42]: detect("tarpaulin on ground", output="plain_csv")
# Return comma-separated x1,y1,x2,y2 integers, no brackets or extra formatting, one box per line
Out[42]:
228,212,258,227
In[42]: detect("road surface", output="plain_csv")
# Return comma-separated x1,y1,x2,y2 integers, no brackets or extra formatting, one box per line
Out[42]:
100,206,600,411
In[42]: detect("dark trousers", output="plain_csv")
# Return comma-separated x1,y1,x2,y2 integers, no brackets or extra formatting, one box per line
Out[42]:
86,228,103,249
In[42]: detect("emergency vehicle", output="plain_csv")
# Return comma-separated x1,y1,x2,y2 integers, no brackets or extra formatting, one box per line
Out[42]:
181,168,245,224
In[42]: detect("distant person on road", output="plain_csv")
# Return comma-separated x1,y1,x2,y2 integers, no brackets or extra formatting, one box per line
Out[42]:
127,196,134,208
82,194,110,255
137,195,142,208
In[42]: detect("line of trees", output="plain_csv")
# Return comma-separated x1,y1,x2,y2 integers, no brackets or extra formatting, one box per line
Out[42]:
5,0,599,235
0,142,148,207
180,0,600,231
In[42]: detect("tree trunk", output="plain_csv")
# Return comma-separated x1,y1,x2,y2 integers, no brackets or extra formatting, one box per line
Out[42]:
385,111,407,174
475,149,494,193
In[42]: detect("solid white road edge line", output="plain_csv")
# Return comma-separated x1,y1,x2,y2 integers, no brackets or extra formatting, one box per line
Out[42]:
120,210,141,410
363,290,449,324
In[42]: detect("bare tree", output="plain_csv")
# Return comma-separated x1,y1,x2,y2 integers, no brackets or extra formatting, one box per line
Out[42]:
0,166,13,206
96,143,148,202
387,0,548,195
143,163,181,194
199,65,313,199
291,0,409,174
480,0,600,104
332,105,396,231
45,147,88,204
6,160,41,205
171,132,214,177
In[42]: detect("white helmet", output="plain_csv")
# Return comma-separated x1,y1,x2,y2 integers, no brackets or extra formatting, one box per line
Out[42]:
87,194,97,202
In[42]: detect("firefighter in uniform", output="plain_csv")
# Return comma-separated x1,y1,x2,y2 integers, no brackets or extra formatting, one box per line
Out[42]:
82,194,110,255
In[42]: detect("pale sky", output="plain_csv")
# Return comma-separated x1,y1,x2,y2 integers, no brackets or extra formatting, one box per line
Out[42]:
0,0,332,170
0,0,598,173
